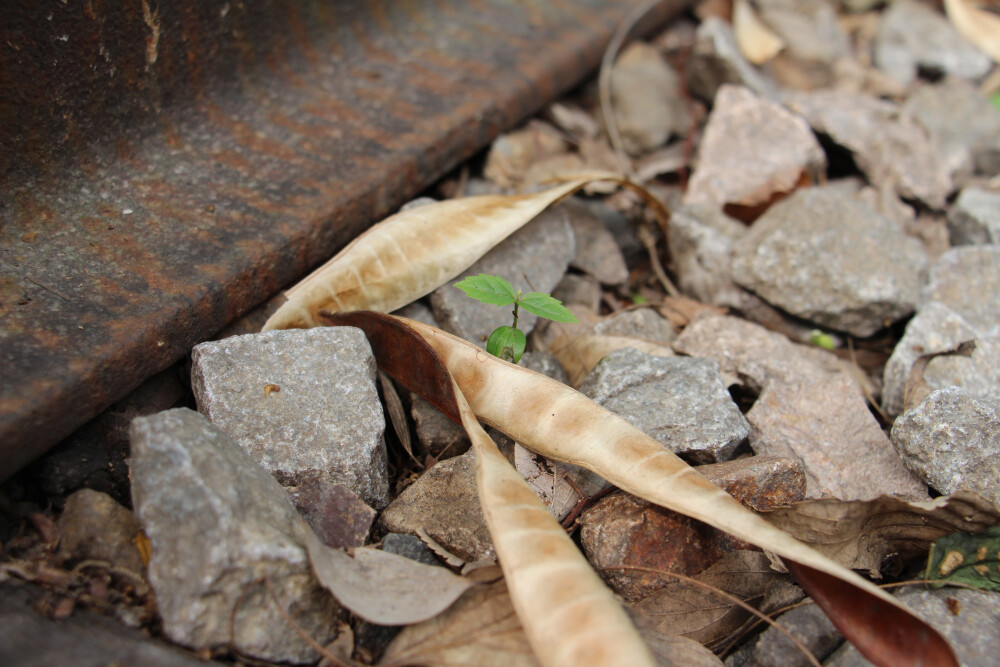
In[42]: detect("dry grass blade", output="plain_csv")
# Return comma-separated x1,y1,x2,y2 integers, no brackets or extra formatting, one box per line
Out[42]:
323,311,656,667
400,317,958,667
263,175,671,331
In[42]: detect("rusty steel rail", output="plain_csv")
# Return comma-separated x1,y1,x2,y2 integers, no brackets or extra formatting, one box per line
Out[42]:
0,0,687,480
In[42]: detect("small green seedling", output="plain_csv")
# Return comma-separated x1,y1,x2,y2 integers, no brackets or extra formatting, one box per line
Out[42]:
455,274,578,364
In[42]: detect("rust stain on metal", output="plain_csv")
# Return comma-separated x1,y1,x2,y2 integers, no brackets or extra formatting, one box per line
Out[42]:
0,0,688,480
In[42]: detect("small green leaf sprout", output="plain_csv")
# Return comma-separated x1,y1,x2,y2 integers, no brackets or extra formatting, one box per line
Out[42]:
455,274,578,363
809,329,836,350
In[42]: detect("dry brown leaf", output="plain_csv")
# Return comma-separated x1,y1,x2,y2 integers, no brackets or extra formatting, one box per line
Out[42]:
626,551,781,649
945,0,1000,62
263,175,669,331
732,0,785,65
762,491,1000,577
386,316,957,667
305,530,474,625
379,580,541,667
378,370,417,465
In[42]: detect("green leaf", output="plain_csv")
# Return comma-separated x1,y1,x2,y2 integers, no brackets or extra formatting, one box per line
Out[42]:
809,329,836,350
486,326,525,363
454,274,518,306
992,91,1000,112
518,292,578,323
924,524,1000,592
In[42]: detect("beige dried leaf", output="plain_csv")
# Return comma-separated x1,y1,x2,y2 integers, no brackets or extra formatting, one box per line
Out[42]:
379,580,540,667
305,532,474,625
945,0,1000,62
762,491,1000,577
732,0,785,65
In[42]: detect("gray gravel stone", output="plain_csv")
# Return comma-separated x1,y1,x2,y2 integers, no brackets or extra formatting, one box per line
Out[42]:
191,327,389,509
611,42,691,155
685,85,826,209
579,348,749,464
377,449,493,562
57,489,144,575
410,395,470,460
904,80,1000,183
755,0,850,68
731,187,927,337
784,91,951,208
948,187,1000,246
726,601,840,667
430,207,575,345
668,203,752,309
824,587,1000,667
747,375,928,501
874,0,992,87
129,409,340,663
590,307,678,345
552,272,603,311
882,301,981,418
562,198,629,285
891,387,1000,508
921,246,1000,336
686,17,779,103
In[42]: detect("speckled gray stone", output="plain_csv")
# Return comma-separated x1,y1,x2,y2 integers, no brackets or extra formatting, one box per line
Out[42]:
191,327,389,509
685,85,826,209
875,0,992,87
755,0,850,68
726,601,840,667
921,246,1000,336
590,307,678,345
904,81,1000,183
948,187,1000,246
686,17,779,103
882,302,981,418
429,207,575,345
668,204,751,309
824,587,1000,667
552,272,602,311
891,387,1000,508
748,375,928,501
784,91,951,208
129,409,340,663
731,187,927,337
579,348,749,464
562,198,629,285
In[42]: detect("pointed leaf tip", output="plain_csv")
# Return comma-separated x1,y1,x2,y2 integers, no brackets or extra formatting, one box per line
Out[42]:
519,292,578,323
455,274,519,306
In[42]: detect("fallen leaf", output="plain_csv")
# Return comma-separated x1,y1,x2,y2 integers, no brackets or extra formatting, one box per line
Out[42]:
732,0,784,65
263,176,670,331
324,311,657,667
626,550,781,649
379,580,541,667
378,370,417,464
925,524,1000,592
368,314,959,667
763,491,1000,578
945,0,1000,62
305,529,474,625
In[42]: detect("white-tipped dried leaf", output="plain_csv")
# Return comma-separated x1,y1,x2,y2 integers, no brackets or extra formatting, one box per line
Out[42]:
263,178,602,330
945,0,1000,62
733,0,785,65
549,334,675,387
305,531,474,625
400,317,958,666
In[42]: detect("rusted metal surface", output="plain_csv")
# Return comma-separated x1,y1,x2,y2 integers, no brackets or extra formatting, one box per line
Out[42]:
0,0,687,480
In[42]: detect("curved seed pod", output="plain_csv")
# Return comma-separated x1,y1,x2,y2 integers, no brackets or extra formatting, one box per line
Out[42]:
262,174,671,331
398,317,958,667
324,310,655,667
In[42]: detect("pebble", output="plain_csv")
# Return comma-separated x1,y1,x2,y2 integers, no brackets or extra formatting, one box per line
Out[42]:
824,587,1000,666
921,246,1000,335
579,348,749,464
429,207,575,345
747,374,928,500
562,198,629,285
731,187,927,337
57,489,144,575
129,409,340,663
904,80,1000,183
685,85,825,210
552,272,603,311
410,395,470,459
668,203,753,310
377,449,494,562
288,482,376,550
589,307,678,345
697,455,807,512
947,187,1000,246
611,42,691,155
725,601,840,666
784,91,951,208
686,17,779,103
891,387,1000,508
191,327,389,510
754,0,850,69
874,0,992,87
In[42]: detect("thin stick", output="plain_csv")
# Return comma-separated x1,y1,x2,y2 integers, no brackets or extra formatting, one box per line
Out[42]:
602,565,823,667
637,224,680,297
